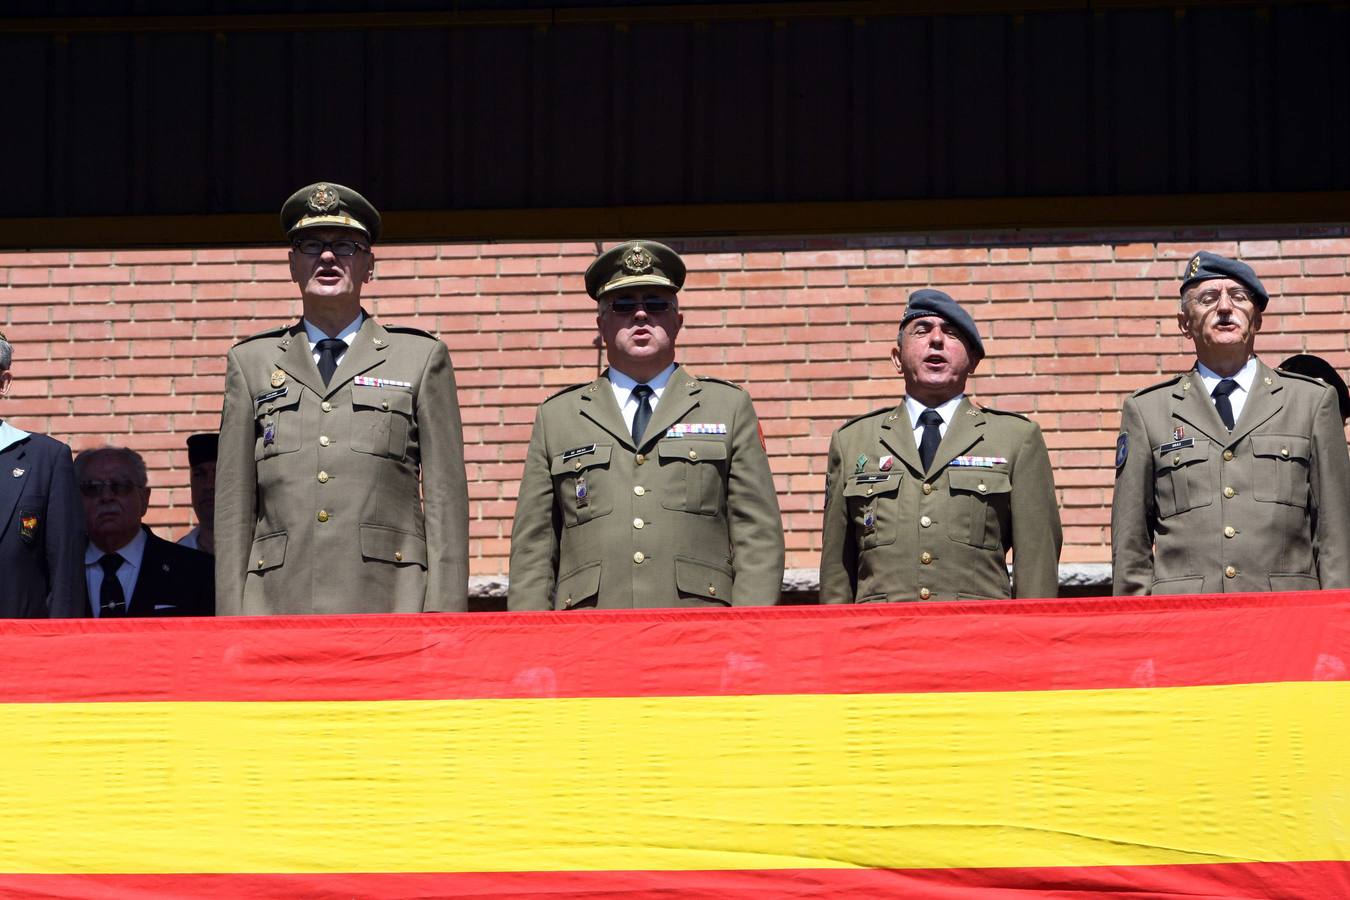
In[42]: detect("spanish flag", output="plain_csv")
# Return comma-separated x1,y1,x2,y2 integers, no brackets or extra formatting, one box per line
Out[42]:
0,591,1346,897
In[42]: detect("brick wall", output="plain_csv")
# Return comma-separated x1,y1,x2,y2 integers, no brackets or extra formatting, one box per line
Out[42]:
3,228,1348,577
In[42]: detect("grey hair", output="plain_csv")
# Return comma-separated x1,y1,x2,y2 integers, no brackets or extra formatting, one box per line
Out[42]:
0,335,11,371
74,446,149,488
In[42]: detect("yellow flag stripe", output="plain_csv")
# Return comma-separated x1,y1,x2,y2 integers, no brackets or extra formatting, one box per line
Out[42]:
2,681,1346,874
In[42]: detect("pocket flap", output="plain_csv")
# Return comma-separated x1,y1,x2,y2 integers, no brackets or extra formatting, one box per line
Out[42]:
248,531,288,573
948,468,1011,495
550,443,613,475
256,389,302,414
1251,435,1310,462
359,524,427,566
674,556,733,604
556,561,602,609
1154,441,1209,471
352,384,414,415
657,439,728,462
843,472,902,497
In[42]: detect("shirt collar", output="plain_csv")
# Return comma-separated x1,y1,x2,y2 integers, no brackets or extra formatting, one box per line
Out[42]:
903,393,965,427
0,420,31,453
302,312,364,348
85,526,149,569
1196,356,1258,395
608,362,678,396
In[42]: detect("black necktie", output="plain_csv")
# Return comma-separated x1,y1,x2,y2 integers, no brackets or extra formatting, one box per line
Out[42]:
1212,378,1239,431
918,409,943,472
315,338,345,386
631,384,654,447
99,553,127,618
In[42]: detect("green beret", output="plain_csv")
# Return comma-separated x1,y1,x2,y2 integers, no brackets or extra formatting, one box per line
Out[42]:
1180,251,1268,310
584,240,686,300
280,182,381,243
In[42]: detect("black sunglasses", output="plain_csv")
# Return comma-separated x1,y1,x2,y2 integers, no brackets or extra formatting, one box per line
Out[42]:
292,239,368,257
607,298,675,315
79,480,140,498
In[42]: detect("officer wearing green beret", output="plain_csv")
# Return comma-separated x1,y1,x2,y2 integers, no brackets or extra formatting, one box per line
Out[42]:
1112,251,1350,594
508,240,785,609
819,289,1062,602
215,182,469,614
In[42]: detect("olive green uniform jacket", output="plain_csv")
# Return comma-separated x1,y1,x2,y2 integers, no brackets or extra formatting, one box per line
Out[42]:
1111,360,1350,595
215,316,469,614
508,366,785,609
819,398,1061,603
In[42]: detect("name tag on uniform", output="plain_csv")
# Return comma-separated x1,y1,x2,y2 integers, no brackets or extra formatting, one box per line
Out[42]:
666,423,727,437
1158,439,1195,453
854,473,892,484
254,387,288,406
354,375,412,390
950,455,1007,468
562,444,596,460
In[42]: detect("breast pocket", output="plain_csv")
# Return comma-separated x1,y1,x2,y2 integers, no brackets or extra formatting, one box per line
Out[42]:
1152,441,1213,518
350,384,414,459
255,390,305,460
842,472,903,549
658,439,729,516
947,468,1011,550
550,445,614,526
1251,435,1311,507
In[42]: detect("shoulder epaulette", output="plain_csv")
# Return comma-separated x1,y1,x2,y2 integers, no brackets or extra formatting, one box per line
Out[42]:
976,405,1033,422
232,325,289,347
1275,368,1331,389
839,406,896,430
695,375,746,391
383,324,436,340
1129,372,1187,399
542,381,592,403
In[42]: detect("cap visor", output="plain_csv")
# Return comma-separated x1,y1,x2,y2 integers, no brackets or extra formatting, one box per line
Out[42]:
597,273,678,297
289,215,371,238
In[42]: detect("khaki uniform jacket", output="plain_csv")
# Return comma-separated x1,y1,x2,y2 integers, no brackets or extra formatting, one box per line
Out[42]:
215,316,469,614
819,398,1061,603
508,366,785,609
1112,360,1350,595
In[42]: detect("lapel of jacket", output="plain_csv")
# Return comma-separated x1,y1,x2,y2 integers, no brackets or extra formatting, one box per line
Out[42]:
928,397,985,475
1170,369,1229,445
1227,360,1283,447
642,367,702,451
877,404,924,477
275,321,327,398
0,438,29,542
579,372,636,450
323,315,391,397
127,528,163,616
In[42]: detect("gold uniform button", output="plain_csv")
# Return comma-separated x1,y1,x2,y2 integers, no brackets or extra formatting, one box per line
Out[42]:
1222,449,1234,461
919,588,931,600
321,401,332,412
1173,455,1181,465
394,551,403,562
919,516,931,528
633,551,645,564
922,483,933,495
317,510,329,523
317,471,329,483
1225,565,1237,578
381,400,390,410
708,585,717,596
1223,486,1235,499
866,486,874,496
1224,526,1236,538
920,551,933,564
977,483,987,493
635,453,646,465
256,559,265,569
688,449,698,460
573,460,582,471
265,405,275,414
319,435,331,447
633,517,645,529
634,486,646,496
1281,447,1289,457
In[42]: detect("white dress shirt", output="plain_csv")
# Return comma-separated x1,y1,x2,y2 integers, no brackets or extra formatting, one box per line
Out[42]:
84,528,148,617
303,312,364,367
608,363,678,435
1196,356,1258,426
904,393,966,444
0,420,31,453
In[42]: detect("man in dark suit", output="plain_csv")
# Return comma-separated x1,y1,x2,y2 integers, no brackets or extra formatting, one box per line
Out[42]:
76,446,213,617
0,331,87,617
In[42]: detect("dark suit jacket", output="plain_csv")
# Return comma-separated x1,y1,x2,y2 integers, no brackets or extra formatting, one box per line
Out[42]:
117,528,215,617
0,430,87,617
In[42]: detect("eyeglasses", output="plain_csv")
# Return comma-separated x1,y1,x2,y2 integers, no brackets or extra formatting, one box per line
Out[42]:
1190,287,1255,309
606,298,675,315
79,480,140,498
292,239,368,257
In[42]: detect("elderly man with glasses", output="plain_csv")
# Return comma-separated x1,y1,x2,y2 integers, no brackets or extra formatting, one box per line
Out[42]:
0,331,87,617
508,240,784,610
76,446,213,617
1112,251,1350,595
214,182,469,614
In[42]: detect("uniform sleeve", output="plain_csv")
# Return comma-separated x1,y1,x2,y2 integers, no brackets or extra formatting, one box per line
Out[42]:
1309,384,1350,588
1110,397,1155,595
726,390,785,606
418,340,470,612
1009,421,1062,599
507,404,562,610
817,427,856,604
45,440,89,618
213,347,257,615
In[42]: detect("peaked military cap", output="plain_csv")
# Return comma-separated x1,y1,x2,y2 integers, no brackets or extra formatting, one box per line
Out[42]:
186,432,219,466
1180,250,1268,311
1279,354,1350,421
585,240,686,300
281,181,381,243
899,288,985,359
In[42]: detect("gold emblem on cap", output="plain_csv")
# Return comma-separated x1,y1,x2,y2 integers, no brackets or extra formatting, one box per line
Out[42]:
307,183,339,214
621,245,654,275
271,370,287,388
1188,255,1201,276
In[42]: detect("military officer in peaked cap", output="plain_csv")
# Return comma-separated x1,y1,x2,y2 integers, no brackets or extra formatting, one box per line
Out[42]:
215,182,469,614
508,240,785,610
819,289,1062,603
1112,251,1350,595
